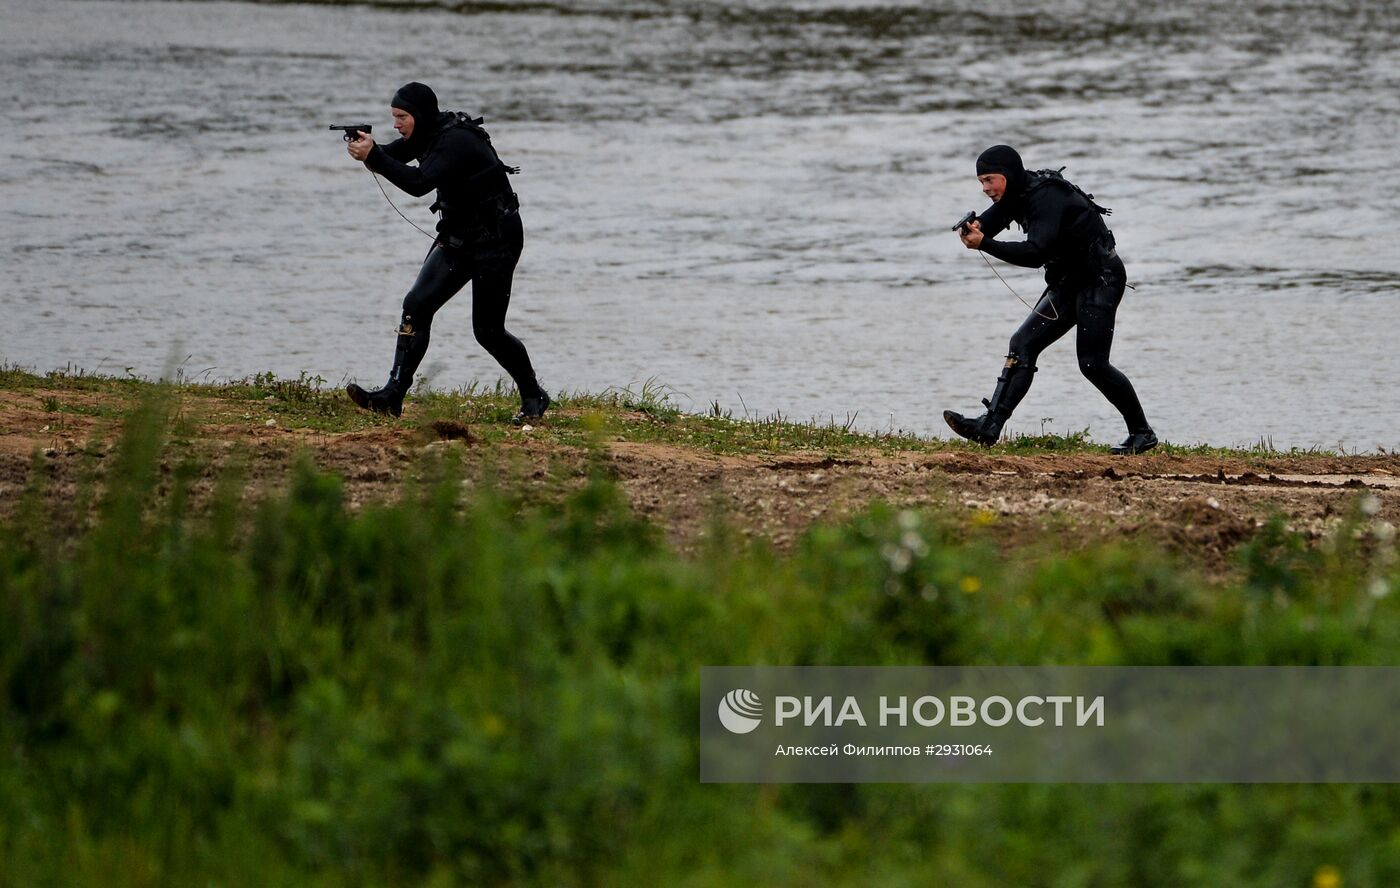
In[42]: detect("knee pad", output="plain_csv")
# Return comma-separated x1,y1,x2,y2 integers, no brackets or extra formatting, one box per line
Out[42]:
1002,352,1036,373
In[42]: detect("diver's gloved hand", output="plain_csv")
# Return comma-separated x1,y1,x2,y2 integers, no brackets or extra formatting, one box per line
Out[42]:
346,132,376,162
958,219,984,250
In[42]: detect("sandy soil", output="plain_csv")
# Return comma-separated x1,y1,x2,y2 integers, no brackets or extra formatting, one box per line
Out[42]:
4,386,1398,572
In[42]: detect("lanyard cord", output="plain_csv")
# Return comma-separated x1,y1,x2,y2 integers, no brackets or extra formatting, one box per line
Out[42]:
371,171,438,241
979,250,1059,321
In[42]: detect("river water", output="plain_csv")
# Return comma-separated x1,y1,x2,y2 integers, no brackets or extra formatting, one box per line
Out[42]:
3,0,1398,449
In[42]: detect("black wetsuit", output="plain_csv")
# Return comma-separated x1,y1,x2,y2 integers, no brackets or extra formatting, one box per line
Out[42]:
974,172,1149,434
364,112,542,400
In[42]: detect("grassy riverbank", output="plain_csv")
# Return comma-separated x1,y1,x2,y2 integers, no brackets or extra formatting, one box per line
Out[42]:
2,370,1400,885
0,364,1329,458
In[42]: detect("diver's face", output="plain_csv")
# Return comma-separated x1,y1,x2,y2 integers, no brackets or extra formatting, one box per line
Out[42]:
392,107,415,139
979,173,1007,202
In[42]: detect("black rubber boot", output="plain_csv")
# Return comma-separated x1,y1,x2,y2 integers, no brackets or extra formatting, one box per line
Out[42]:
347,315,420,418
943,359,1034,447
1111,429,1158,455
943,409,1004,446
346,382,405,418
512,390,551,426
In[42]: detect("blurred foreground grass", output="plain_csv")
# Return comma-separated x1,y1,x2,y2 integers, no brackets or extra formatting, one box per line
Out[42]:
2,381,1399,886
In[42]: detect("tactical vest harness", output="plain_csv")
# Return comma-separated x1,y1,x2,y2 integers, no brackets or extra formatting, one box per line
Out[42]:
1024,167,1112,218
1022,167,1115,282
428,113,521,232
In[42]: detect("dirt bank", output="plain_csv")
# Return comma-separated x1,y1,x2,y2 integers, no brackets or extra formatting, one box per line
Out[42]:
3,384,1397,572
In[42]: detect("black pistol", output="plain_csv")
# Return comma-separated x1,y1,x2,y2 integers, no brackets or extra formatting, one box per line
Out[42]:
952,210,978,233
329,124,373,142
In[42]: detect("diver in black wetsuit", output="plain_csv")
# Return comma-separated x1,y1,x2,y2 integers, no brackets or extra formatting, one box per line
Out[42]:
344,82,549,423
943,145,1157,455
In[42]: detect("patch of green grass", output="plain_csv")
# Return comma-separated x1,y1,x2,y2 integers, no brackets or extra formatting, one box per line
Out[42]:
44,400,127,420
999,426,1099,453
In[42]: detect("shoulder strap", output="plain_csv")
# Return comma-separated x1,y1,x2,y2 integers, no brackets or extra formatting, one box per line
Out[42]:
450,112,520,174
1026,167,1111,216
